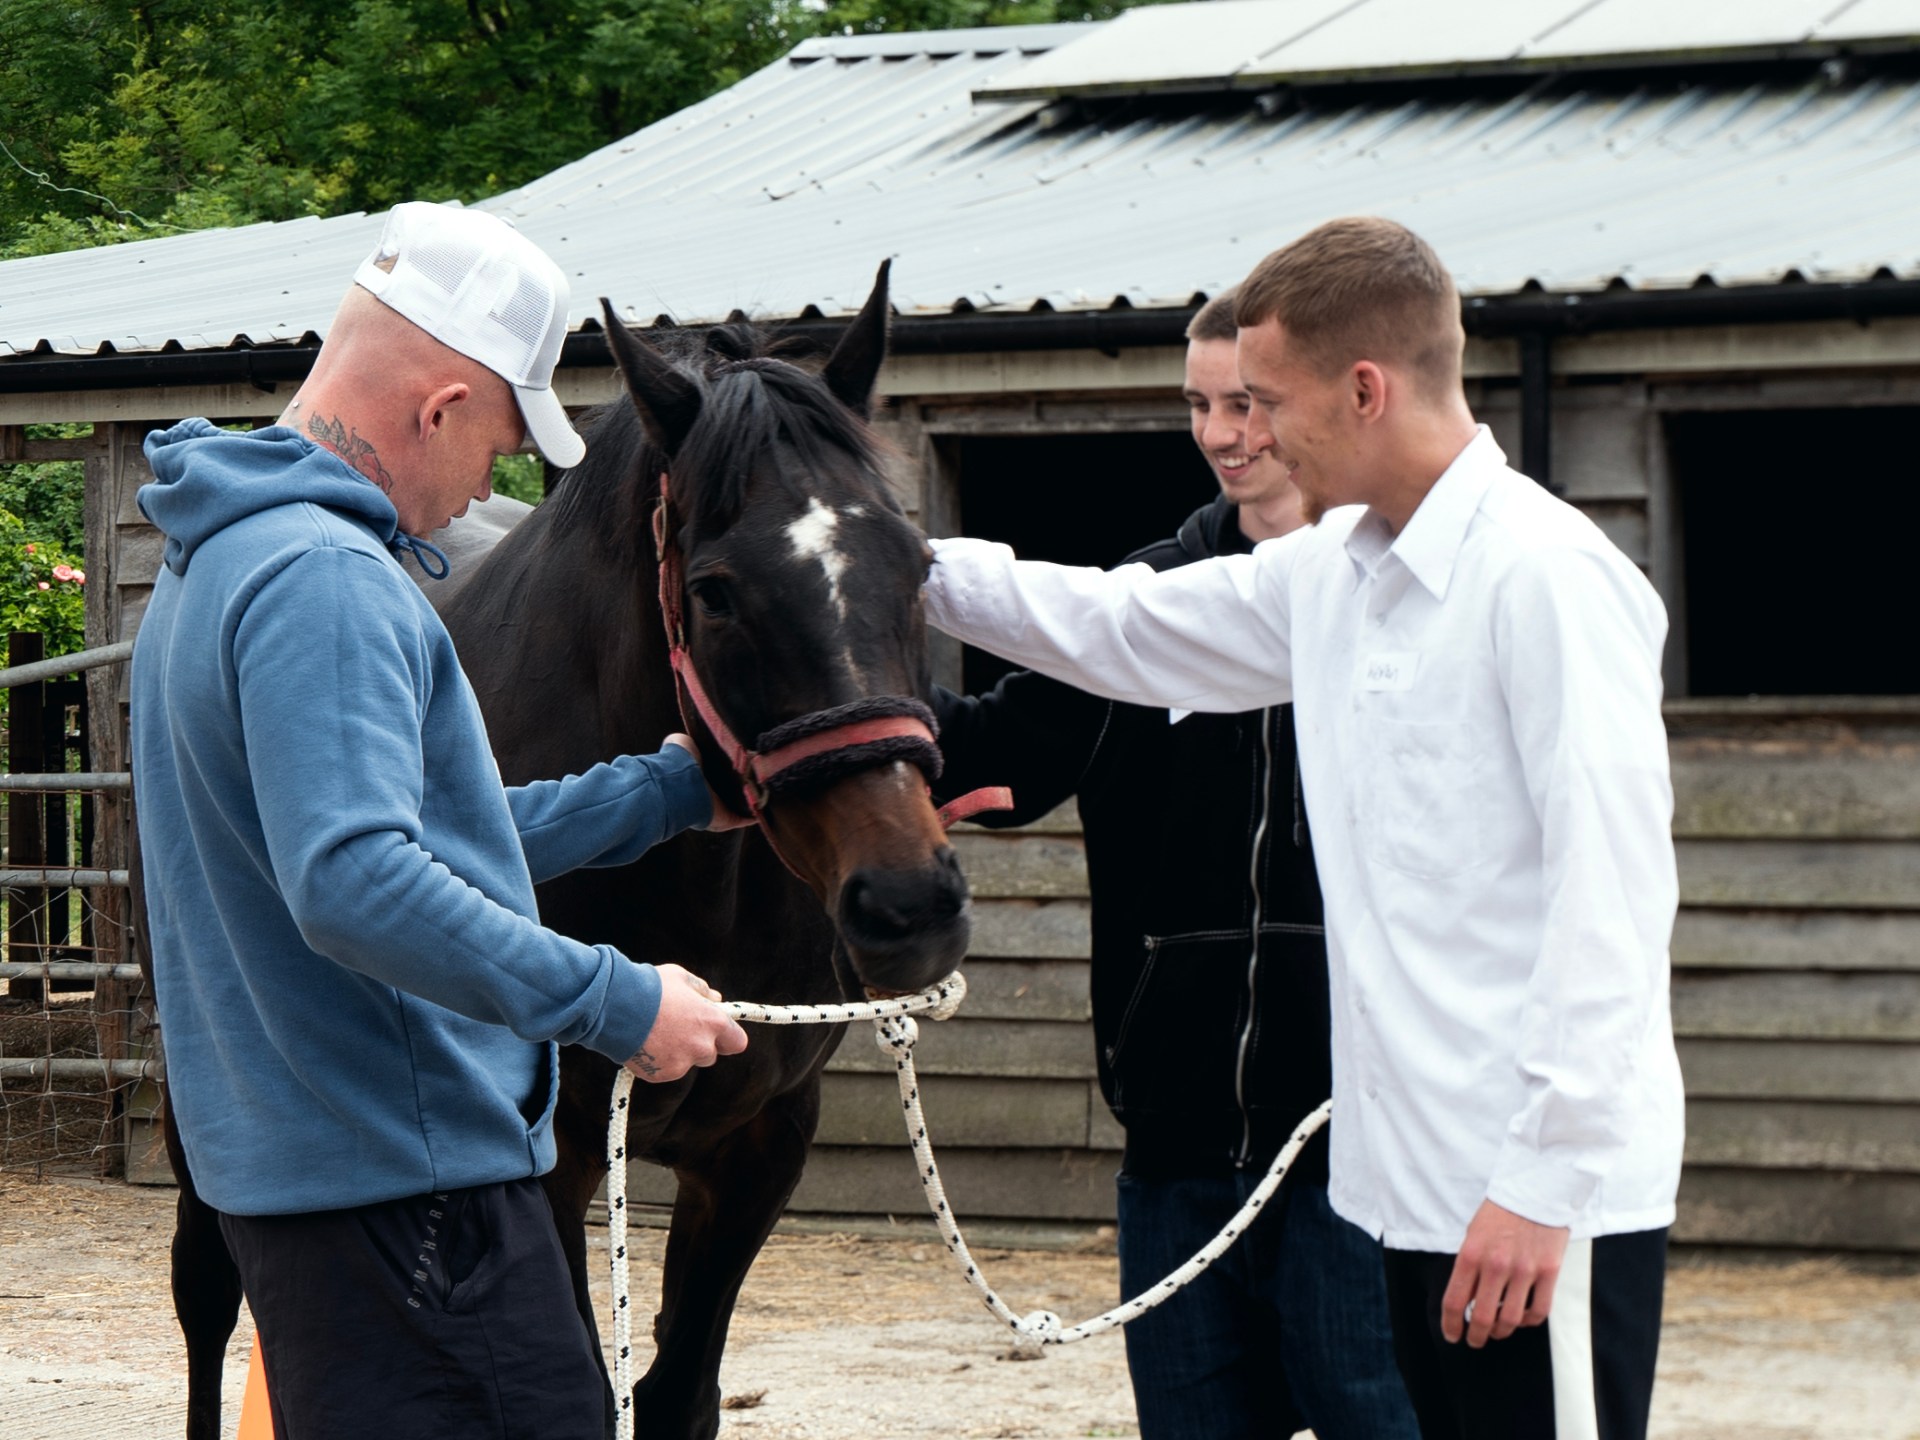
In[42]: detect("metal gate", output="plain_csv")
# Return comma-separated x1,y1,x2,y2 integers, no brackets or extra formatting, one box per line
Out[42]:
0,636,151,1177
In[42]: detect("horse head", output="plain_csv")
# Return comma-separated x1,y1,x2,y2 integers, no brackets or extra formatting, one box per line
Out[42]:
599,264,971,994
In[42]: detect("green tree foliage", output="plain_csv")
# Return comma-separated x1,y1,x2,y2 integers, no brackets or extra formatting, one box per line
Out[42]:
0,515,88,658
0,426,91,659
490,453,546,506
0,454,86,559
1,0,1162,260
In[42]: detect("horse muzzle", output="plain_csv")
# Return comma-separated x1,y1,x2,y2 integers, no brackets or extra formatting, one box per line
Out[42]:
835,846,973,993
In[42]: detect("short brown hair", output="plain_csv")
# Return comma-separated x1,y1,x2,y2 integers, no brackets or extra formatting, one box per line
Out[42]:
1233,217,1463,392
1185,289,1239,344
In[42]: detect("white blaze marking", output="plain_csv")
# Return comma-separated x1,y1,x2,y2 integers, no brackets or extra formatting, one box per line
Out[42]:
788,497,851,618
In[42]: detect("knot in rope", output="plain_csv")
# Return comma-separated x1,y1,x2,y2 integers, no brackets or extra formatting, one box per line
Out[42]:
1017,1310,1064,1341
875,1015,918,1054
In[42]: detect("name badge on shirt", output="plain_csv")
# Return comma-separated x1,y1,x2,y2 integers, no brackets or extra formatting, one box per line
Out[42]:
1362,652,1419,692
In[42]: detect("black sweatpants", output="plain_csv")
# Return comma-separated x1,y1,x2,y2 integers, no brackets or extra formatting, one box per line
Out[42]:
1383,1227,1668,1440
218,1177,611,1440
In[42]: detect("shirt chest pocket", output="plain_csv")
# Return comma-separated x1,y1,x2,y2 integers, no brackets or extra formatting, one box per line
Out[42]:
1353,711,1486,880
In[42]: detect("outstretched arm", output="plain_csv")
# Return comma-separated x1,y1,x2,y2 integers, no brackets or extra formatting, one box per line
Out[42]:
507,742,713,884
923,535,1298,714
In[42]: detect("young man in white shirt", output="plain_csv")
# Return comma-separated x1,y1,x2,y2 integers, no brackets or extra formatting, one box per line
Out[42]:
922,217,1683,1440
932,292,1417,1440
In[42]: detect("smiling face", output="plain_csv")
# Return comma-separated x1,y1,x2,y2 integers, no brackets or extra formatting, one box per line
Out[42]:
1184,337,1301,513
1236,317,1367,526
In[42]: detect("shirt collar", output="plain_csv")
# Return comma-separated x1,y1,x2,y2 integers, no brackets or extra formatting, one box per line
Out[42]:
1346,425,1503,600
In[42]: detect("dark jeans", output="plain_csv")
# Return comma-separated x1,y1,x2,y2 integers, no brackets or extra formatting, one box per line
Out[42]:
217,1177,609,1440
1116,1170,1419,1440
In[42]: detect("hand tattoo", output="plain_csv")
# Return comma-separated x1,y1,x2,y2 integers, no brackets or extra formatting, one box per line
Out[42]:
631,1049,662,1079
308,413,395,495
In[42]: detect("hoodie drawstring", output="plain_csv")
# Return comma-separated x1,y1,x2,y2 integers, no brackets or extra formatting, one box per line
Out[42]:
392,534,450,580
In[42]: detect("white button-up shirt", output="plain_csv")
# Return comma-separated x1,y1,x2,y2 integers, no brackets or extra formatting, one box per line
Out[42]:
926,428,1683,1251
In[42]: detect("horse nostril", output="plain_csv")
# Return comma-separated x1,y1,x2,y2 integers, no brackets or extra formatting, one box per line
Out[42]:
839,860,968,944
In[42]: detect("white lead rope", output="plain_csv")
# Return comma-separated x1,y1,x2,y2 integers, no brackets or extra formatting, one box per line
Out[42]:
605,971,1330,1440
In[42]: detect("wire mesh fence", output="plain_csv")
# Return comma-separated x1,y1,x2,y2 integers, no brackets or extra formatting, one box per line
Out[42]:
0,876,143,1179
0,637,145,1179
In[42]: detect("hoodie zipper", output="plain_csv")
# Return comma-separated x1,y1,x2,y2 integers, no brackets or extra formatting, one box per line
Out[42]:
1232,708,1275,1166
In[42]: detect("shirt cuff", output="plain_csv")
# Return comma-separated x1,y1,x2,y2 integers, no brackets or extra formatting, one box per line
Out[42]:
924,535,1005,642
1485,1136,1603,1229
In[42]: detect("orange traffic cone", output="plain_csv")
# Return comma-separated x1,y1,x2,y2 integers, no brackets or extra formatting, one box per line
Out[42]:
238,1337,274,1440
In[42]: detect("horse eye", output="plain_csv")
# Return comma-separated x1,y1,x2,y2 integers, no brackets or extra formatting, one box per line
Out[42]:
688,577,734,619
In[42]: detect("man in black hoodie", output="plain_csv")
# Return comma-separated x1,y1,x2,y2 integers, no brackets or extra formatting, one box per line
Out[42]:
933,293,1416,1440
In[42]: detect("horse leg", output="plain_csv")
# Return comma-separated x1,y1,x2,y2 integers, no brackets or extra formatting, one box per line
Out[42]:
632,1082,821,1440
163,1099,243,1440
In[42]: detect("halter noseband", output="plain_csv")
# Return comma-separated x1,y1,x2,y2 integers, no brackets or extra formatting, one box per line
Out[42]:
653,474,1010,863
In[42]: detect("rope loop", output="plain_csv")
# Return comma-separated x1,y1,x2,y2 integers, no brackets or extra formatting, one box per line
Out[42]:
606,967,1327,1440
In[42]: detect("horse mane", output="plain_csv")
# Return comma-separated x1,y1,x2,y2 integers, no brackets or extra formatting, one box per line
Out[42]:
543,322,893,545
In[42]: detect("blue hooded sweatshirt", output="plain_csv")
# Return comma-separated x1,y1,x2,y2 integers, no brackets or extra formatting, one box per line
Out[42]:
132,418,710,1216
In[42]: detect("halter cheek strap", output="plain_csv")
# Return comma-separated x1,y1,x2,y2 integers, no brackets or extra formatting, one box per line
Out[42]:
653,474,1011,862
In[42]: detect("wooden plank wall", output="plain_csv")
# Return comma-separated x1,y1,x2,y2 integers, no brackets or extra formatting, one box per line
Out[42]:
1667,702,1920,1251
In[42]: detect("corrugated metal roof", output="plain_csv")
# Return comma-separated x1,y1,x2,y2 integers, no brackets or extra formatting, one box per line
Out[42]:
979,0,1920,99
6,19,1920,361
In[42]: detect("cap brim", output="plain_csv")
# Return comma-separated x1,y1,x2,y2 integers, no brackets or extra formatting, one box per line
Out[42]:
514,384,587,470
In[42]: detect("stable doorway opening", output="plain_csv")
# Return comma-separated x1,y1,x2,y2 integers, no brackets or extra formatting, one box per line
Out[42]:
1667,406,1920,697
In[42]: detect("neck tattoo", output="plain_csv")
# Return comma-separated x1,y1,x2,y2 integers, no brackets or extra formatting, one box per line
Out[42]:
307,413,394,496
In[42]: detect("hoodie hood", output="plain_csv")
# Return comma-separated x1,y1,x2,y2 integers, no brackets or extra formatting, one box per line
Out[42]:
141,418,399,575
1176,493,1252,563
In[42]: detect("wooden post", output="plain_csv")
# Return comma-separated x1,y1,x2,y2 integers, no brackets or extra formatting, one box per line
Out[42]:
86,424,145,1178
7,632,47,1004
1520,331,1555,493
922,430,965,694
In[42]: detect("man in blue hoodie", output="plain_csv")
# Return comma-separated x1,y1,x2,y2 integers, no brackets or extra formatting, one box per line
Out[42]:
132,202,747,1437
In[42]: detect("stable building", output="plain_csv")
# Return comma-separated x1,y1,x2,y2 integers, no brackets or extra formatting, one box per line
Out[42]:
3,0,1918,1251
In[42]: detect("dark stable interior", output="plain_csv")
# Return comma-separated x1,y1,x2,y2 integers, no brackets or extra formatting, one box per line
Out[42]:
1668,407,1920,697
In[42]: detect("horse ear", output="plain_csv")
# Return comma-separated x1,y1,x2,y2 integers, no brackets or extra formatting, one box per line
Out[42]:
820,260,891,420
599,298,701,456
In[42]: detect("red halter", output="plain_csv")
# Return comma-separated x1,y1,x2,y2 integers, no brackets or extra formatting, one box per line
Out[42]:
652,475,1011,857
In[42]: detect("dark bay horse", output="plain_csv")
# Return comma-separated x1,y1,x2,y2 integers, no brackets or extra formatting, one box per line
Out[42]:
157,264,976,1440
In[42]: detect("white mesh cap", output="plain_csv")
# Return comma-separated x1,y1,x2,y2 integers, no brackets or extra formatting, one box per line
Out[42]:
353,202,586,469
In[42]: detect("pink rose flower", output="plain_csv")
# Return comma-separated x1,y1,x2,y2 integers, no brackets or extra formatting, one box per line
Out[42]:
36,580,49,590
52,564,74,582
73,570,84,583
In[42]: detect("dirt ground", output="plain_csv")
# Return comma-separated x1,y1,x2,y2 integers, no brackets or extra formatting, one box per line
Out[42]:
2,1170,1917,1440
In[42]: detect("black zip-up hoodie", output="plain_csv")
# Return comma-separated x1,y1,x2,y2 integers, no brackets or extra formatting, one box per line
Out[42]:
933,496,1331,1183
